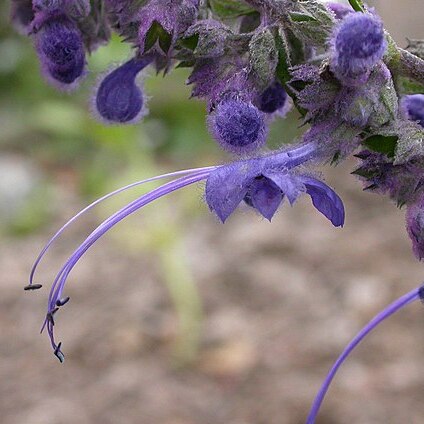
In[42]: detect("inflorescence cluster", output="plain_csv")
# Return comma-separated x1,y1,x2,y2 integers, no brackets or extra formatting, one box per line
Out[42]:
13,0,424,422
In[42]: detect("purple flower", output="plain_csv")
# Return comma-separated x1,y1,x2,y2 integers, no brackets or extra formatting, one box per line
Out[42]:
34,14,86,89
406,194,424,260
208,98,267,154
205,144,345,225
330,13,387,86
257,81,290,116
94,56,153,124
401,94,424,128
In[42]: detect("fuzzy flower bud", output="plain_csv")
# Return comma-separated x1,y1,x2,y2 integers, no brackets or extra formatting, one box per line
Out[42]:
94,57,152,124
32,0,91,18
257,82,289,115
401,94,424,128
208,98,267,154
326,2,353,20
406,194,424,260
35,14,86,89
330,13,387,86
10,0,34,34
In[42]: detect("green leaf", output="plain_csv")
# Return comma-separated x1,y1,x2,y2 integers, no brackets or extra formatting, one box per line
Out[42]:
249,28,278,89
144,21,173,53
351,167,379,179
348,0,366,12
363,134,398,158
289,12,317,22
274,28,292,85
209,0,254,19
176,60,195,69
398,76,424,95
180,34,199,51
288,1,335,48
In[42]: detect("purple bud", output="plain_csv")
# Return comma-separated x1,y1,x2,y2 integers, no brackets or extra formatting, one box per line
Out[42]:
32,0,90,18
10,0,35,34
35,15,86,89
401,94,424,128
330,13,386,86
208,99,267,154
94,57,152,124
406,195,424,260
326,2,353,20
257,82,289,114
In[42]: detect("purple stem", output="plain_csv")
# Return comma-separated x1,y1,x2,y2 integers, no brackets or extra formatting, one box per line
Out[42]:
306,286,421,424
28,166,216,288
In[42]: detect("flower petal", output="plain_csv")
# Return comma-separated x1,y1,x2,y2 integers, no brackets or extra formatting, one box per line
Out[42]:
264,171,305,205
301,177,345,227
245,177,283,221
205,161,257,222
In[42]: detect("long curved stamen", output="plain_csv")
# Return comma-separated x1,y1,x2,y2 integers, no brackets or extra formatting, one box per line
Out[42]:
47,170,211,312
306,285,422,424
42,170,211,358
28,166,216,289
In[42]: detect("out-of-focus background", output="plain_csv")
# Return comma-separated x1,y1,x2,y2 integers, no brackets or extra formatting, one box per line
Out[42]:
1,1,424,423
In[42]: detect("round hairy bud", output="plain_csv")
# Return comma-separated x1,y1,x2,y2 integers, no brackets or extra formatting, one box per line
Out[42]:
32,0,90,18
326,2,353,20
10,0,35,34
36,15,85,89
95,58,150,124
401,94,424,128
257,82,289,114
330,13,386,86
208,99,267,154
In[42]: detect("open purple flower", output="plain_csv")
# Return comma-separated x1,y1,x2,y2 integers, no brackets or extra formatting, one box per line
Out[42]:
205,144,345,225
23,142,344,361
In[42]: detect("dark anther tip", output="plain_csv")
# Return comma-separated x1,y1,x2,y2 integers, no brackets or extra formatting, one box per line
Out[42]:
24,284,43,291
418,285,424,303
56,297,70,307
47,308,59,325
54,342,65,363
